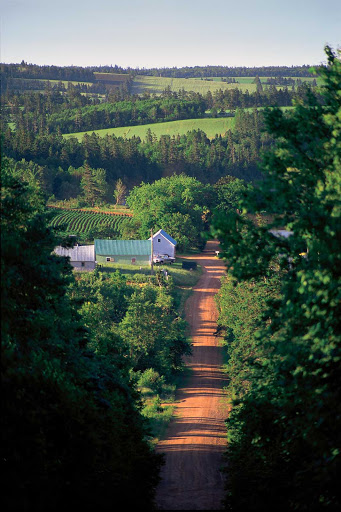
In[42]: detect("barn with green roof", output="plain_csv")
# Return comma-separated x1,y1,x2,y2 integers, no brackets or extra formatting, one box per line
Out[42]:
95,239,151,265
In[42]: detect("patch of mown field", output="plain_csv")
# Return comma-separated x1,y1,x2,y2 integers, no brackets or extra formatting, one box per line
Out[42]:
192,75,324,87
63,116,235,141
93,72,130,82
12,77,94,87
131,75,257,95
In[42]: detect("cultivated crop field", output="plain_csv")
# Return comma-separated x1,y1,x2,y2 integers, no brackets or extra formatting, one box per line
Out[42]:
49,208,128,237
63,116,235,141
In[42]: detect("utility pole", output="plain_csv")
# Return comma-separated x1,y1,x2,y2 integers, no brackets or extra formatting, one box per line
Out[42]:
150,228,154,275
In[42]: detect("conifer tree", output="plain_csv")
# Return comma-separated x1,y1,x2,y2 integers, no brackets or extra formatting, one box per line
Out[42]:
213,46,341,511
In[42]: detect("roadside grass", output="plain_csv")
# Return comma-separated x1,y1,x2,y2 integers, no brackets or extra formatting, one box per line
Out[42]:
63,116,235,141
98,257,202,289
140,366,194,445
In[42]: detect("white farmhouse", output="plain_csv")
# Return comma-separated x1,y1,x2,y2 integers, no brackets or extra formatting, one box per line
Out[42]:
149,229,177,259
54,245,96,271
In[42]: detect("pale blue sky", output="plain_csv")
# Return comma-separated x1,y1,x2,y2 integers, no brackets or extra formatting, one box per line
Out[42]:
1,0,340,68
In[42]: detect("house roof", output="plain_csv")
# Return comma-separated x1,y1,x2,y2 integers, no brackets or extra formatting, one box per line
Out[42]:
149,229,177,246
54,245,95,261
269,229,294,239
95,239,151,256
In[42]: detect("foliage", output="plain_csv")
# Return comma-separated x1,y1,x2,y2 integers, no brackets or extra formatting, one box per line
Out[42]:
212,46,341,510
215,275,281,404
114,177,127,205
118,284,192,377
1,162,162,510
124,174,214,251
137,368,166,394
213,175,248,214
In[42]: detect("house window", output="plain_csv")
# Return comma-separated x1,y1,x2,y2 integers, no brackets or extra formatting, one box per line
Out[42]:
106,257,111,262
81,261,85,267
158,238,161,243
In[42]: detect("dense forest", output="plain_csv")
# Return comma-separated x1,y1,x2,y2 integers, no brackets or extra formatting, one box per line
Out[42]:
213,46,341,510
1,47,340,510
1,61,316,82
1,65,320,206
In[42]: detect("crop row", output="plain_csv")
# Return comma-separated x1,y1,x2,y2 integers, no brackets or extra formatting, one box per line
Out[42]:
49,209,127,235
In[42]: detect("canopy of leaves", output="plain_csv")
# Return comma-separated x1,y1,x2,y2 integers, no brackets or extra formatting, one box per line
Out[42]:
1,162,162,510
213,46,341,510
124,173,214,251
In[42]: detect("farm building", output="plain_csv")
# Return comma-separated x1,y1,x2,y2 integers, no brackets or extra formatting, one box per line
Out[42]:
269,229,294,238
54,244,96,270
149,229,177,259
95,239,152,265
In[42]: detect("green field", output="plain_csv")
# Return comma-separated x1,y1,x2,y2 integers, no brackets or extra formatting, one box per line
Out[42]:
131,75,258,95
130,75,322,95
12,74,323,97
48,208,128,237
193,76,323,85
12,77,94,87
63,117,235,141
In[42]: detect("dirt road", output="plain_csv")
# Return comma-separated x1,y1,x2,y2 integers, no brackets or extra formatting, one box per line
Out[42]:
155,240,228,510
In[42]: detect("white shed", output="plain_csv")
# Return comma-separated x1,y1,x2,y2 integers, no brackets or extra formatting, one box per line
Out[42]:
54,245,96,271
149,229,177,259
269,229,294,239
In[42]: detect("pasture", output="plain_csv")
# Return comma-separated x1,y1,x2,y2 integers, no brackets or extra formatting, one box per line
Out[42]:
94,72,130,82
131,75,258,95
63,116,235,141
131,75,323,95
12,77,94,88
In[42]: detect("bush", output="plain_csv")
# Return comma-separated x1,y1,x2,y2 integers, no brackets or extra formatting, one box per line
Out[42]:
137,369,166,394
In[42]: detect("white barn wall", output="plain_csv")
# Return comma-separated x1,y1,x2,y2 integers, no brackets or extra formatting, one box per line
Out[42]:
153,234,175,258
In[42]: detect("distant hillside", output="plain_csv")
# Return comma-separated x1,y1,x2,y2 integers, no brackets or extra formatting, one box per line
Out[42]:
63,117,236,141
1,62,319,97
135,64,317,78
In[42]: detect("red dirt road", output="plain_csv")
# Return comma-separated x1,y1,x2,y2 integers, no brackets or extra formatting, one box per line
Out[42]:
155,240,229,510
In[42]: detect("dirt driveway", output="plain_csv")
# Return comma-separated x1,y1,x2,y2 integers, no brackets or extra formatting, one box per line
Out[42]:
155,240,229,510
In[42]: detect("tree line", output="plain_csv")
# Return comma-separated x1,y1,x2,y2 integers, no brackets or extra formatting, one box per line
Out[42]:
2,109,271,203
1,61,316,83
4,82,316,135
136,64,317,78
2,75,319,146
213,46,341,511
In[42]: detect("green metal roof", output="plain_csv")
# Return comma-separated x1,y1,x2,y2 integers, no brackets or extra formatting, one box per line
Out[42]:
95,239,151,256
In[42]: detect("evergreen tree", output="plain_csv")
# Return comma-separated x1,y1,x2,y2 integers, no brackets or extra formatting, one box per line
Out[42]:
1,161,162,510
213,46,341,511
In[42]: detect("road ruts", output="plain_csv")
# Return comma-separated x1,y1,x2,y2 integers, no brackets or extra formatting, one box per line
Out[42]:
155,240,228,511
